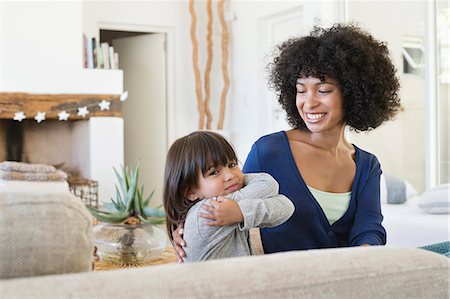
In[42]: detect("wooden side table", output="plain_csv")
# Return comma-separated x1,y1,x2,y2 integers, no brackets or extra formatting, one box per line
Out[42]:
94,247,177,271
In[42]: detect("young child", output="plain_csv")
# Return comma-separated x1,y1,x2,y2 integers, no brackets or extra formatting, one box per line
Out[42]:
163,131,294,262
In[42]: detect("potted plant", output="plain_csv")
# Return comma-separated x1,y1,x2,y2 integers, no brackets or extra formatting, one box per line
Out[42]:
87,161,166,266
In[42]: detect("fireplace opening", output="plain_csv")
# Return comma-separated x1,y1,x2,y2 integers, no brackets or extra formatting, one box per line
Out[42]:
0,119,85,176
1,119,99,207
5,120,23,162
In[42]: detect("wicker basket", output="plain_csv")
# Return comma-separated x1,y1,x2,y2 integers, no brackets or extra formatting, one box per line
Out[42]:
68,176,99,208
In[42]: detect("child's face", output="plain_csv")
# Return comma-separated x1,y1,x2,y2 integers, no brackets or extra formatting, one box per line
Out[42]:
187,160,244,201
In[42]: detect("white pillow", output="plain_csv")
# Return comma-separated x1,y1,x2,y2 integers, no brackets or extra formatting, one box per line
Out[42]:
418,184,450,214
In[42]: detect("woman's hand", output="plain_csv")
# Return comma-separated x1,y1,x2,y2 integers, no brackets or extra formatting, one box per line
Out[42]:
199,196,244,226
172,222,186,263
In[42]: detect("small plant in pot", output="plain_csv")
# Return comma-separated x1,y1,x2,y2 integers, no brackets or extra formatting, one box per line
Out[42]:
87,161,166,266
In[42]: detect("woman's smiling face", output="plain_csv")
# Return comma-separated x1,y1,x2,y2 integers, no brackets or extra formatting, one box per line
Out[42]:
295,76,345,133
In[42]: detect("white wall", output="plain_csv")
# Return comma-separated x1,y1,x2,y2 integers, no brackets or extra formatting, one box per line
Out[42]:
346,0,427,192
0,1,122,94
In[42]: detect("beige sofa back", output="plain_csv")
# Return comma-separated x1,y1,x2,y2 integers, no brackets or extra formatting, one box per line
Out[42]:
0,246,448,298
0,192,93,279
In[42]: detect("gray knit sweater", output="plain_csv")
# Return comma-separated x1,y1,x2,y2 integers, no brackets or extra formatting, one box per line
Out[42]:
183,173,294,262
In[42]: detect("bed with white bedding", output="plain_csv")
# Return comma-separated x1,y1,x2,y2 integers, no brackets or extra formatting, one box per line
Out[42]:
382,196,449,248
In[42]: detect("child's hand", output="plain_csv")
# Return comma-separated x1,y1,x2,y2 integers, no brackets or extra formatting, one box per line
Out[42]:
200,196,244,226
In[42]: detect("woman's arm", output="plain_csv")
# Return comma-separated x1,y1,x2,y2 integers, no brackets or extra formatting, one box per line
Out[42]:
172,223,185,263
348,159,386,246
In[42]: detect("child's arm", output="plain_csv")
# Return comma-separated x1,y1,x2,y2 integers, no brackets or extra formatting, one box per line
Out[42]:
227,173,294,229
232,173,279,199
199,173,275,226
198,173,274,226
253,194,294,228
236,193,294,230
199,197,243,226
201,173,294,229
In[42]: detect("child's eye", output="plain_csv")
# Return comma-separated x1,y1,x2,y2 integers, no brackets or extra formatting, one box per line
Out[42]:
296,90,306,94
209,169,219,176
228,162,237,168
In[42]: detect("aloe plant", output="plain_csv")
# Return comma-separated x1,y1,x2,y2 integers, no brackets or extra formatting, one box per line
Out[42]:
86,160,165,225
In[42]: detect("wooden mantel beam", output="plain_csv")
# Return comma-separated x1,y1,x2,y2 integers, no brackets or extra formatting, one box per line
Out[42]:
0,92,122,120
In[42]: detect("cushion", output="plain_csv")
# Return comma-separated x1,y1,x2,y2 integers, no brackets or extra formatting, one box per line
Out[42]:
0,192,93,279
380,173,418,204
419,241,450,257
0,247,448,298
418,184,450,214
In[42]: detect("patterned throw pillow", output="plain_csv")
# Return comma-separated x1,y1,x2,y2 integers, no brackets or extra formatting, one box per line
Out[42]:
0,192,93,279
419,241,450,257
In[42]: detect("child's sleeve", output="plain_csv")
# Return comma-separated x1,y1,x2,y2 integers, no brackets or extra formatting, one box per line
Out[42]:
237,194,294,230
227,173,294,230
230,173,279,199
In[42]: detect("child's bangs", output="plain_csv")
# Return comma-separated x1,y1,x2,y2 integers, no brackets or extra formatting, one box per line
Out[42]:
197,134,237,175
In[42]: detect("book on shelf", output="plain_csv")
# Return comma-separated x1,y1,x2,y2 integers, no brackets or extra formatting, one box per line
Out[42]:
109,45,116,69
101,42,110,69
97,42,104,69
86,37,94,69
92,37,97,69
83,34,119,70
83,34,88,68
114,52,119,70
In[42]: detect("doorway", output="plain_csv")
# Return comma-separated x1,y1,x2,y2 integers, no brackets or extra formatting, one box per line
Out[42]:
100,26,173,207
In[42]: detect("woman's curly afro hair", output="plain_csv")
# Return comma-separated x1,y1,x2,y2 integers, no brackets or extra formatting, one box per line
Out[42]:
268,23,401,132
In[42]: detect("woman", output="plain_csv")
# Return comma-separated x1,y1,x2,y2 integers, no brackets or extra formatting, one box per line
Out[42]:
173,23,401,259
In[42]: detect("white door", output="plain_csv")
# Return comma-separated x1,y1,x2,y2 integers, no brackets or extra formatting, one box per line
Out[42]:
113,33,167,207
258,3,342,133
259,7,306,133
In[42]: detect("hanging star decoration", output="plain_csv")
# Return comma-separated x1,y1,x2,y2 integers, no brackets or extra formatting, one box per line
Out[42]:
34,112,46,123
6,91,128,123
98,100,111,111
120,91,128,102
13,111,26,122
58,111,70,121
77,106,90,118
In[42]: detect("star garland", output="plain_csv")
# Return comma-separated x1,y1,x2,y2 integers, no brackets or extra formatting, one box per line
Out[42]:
10,91,128,123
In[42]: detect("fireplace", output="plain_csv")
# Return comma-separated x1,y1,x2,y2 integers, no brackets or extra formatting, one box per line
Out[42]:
2,119,87,174
0,92,124,204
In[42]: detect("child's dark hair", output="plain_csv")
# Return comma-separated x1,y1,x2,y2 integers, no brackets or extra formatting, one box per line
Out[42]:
268,23,401,132
163,130,238,241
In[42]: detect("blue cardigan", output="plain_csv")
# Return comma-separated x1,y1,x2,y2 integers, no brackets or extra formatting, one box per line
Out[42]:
243,131,386,253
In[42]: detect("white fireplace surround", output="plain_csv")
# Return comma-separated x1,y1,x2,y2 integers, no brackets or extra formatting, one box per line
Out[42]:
72,117,124,204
